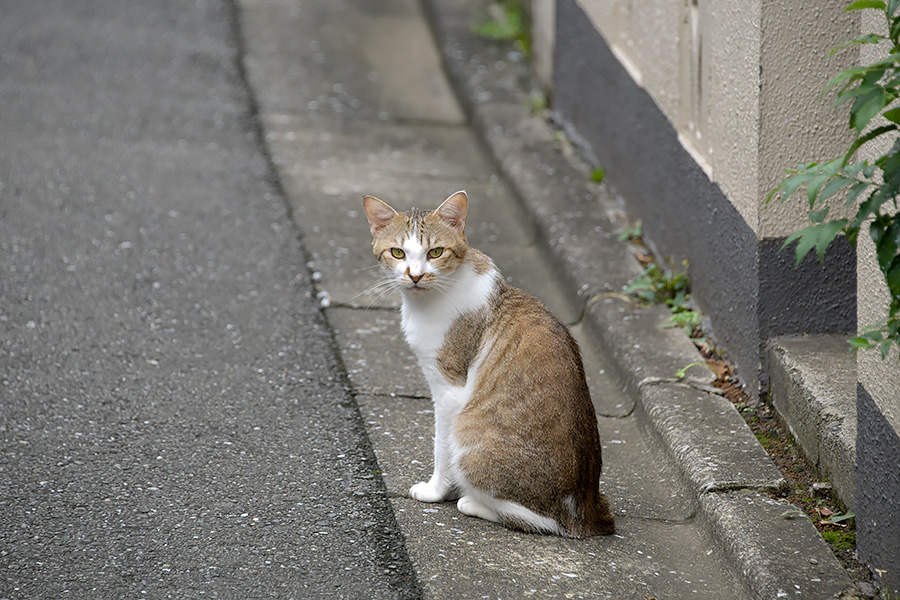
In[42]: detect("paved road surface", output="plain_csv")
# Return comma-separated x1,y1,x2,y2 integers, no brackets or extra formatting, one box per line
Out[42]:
0,1,418,598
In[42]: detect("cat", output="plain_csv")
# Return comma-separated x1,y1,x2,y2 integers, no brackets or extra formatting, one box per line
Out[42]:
362,190,615,537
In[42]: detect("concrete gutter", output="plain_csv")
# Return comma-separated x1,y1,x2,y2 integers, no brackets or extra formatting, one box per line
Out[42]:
420,0,860,597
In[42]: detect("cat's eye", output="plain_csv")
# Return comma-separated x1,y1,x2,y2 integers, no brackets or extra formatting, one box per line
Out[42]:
390,247,405,259
427,247,444,259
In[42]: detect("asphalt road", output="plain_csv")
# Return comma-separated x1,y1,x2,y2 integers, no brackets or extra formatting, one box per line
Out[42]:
0,1,419,598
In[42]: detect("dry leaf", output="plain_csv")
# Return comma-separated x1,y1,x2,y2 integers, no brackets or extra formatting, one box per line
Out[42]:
707,360,729,380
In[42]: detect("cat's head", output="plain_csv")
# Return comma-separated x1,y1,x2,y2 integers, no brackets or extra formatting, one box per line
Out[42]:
362,191,469,294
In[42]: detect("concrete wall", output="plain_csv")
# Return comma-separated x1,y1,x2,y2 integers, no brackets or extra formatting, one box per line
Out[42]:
548,0,857,395
539,0,899,589
532,0,554,91
855,12,900,592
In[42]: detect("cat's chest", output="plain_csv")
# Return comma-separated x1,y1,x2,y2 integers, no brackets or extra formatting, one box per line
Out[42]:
400,265,496,353
400,306,456,359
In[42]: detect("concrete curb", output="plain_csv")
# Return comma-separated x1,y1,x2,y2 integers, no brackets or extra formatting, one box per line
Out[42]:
767,336,858,513
421,0,859,597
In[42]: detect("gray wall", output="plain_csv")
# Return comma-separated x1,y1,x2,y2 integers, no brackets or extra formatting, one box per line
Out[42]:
552,0,856,394
857,383,900,592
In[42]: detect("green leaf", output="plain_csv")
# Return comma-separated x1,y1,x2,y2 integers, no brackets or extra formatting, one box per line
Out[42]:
810,207,830,223
845,0,885,10
844,160,869,177
782,221,848,266
873,218,900,268
816,220,849,262
880,338,893,358
844,181,872,208
624,278,654,293
834,82,879,108
889,317,900,335
849,336,877,350
783,226,818,266
865,51,900,70
818,176,858,202
843,124,898,163
853,191,890,230
885,255,900,292
769,170,817,205
824,67,868,93
829,511,856,524
852,88,893,132
884,107,900,124
806,172,834,206
859,326,886,342
832,33,885,54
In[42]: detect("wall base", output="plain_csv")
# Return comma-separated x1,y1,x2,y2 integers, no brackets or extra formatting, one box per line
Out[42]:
857,383,900,593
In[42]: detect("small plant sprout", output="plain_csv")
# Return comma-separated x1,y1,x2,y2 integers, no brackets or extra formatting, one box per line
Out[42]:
471,0,531,56
675,361,717,381
616,219,643,242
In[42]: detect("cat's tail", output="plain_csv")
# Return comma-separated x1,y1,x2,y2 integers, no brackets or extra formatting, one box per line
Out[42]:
564,491,616,538
583,491,616,536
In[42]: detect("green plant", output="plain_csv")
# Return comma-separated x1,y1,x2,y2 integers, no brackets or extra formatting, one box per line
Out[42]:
827,510,856,524
624,261,690,309
528,91,548,115
667,309,701,333
822,530,857,551
590,167,605,183
756,430,779,450
616,219,643,242
768,0,900,359
675,360,717,381
625,260,713,357
472,0,531,56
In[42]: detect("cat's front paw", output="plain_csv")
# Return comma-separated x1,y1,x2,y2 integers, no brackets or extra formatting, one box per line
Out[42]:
409,480,447,503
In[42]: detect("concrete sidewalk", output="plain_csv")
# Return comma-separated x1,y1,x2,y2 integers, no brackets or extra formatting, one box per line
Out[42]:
239,0,859,598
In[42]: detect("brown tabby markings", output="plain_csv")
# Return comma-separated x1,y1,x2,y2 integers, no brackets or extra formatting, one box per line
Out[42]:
362,191,615,537
446,279,614,537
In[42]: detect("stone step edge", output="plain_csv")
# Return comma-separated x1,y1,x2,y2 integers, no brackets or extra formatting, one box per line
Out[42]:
767,335,858,513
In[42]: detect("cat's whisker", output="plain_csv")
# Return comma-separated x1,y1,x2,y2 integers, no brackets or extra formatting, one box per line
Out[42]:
348,278,399,303
363,283,403,310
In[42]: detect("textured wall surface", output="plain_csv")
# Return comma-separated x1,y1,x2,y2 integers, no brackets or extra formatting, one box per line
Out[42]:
555,0,856,394
857,384,900,593
556,0,761,387
574,0,856,237
758,1,859,238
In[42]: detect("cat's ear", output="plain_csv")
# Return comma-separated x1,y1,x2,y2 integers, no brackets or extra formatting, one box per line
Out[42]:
435,190,468,235
362,195,399,236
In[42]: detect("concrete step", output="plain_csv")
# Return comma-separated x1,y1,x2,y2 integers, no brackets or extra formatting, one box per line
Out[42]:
767,335,858,512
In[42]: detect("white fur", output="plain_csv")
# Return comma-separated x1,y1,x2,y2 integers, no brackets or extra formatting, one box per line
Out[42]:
399,234,428,280
402,259,497,504
399,259,497,358
458,491,562,535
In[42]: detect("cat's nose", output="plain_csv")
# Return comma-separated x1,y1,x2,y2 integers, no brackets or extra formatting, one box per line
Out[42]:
409,273,423,284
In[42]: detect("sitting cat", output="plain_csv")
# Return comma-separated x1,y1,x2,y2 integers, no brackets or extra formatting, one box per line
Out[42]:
362,190,615,537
